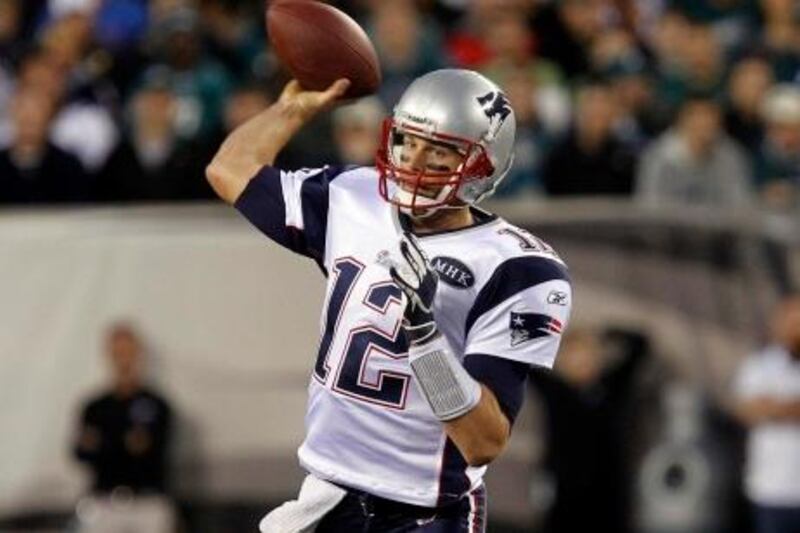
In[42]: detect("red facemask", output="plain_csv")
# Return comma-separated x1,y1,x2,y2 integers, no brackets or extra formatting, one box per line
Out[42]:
375,118,494,212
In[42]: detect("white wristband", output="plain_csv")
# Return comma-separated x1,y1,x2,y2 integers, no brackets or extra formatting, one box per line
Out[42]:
408,335,482,421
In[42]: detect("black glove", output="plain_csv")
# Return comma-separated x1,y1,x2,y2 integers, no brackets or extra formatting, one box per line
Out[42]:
389,232,440,346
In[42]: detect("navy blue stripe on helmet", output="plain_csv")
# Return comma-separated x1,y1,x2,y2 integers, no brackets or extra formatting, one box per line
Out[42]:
465,256,570,338
437,438,470,507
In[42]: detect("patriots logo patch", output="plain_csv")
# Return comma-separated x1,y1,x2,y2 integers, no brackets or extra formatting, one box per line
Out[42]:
510,312,562,346
477,91,512,140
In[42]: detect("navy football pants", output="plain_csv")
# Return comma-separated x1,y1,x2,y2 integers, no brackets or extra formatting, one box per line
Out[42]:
315,484,487,533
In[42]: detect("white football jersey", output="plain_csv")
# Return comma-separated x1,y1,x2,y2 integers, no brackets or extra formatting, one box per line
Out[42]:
236,165,572,507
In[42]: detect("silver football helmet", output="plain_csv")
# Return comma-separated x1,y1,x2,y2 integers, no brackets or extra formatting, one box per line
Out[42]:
376,69,516,214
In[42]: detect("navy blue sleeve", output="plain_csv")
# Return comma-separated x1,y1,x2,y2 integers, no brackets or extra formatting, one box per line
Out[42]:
234,165,347,261
465,256,570,338
234,166,308,256
464,353,530,424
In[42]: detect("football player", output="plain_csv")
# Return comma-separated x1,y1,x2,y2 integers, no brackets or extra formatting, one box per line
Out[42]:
206,69,572,532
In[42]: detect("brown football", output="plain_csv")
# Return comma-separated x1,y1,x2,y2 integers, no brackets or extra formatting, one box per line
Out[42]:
266,0,382,99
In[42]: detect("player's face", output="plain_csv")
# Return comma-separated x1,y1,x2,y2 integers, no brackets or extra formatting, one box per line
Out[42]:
108,330,141,384
396,133,464,198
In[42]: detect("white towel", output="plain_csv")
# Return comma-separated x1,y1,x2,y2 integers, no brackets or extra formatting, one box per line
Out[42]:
259,475,347,533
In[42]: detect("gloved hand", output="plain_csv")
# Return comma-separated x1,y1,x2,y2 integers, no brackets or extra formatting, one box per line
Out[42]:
389,232,482,422
389,232,440,346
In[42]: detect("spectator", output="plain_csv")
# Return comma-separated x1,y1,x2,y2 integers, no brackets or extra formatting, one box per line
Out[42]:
489,66,557,197
199,0,267,82
92,0,149,55
479,12,540,70
0,0,28,145
655,21,727,119
531,0,605,80
92,0,150,95
0,87,88,204
148,0,194,28
444,0,534,69
0,0,23,61
636,95,753,207
97,77,211,201
0,0,793,208
14,45,65,102
724,56,774,155
41,4,98,71
143,7,234,141
543,81,637,196
650,8,693,77
32,12,122,174
367,0,445,107
479,13,570,135
757,0,800,83
331,96,385,166
529,327,651,533
73,322,176,533
589,28,639,74
756,84,800,211
733,294,800,533
616,72,662,144
222,84,272,133
587,26,661,141
670,0,758,53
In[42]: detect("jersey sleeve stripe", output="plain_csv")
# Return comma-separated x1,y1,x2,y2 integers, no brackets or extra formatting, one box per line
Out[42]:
280,170,305,229
293,165,352,261
235,165,351,261
465,256,570,338
298,169,334,261
235,166,311,256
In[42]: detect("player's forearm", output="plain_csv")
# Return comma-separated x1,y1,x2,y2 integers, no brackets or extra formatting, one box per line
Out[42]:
207,79,349,204
206,101,305,204
736,397,773,425
736,397,800,425
772,399,800,421
444,385,510,467
407,338,510,466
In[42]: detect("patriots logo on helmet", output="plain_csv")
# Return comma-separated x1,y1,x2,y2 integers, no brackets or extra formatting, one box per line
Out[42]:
477,91,512,141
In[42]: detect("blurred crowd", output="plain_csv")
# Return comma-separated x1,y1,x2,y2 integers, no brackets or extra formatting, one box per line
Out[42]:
0,0,799,210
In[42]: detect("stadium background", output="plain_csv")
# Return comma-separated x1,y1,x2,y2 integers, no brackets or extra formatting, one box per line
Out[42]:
0,0,798,531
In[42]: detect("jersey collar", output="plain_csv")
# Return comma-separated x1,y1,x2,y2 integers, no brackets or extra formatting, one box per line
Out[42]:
396,206,498,238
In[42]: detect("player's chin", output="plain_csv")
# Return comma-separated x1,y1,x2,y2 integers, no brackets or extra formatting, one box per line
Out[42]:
397,183,440,200
398,202,438,219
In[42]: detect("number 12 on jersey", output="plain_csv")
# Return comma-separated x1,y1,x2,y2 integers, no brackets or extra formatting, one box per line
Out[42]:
313,258,411,409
